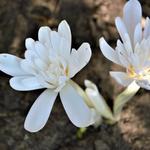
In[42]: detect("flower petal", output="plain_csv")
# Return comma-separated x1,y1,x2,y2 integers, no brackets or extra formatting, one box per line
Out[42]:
25,38,35,51
116,40,130,67
123,0,142,41
68,43,91,78
99,38,121,65
144,17,150,39
34,41,48,62
136,79,150,90
20,60,36,75
0,54,28,76
58,20,71,48
134,23,142,46
59,37,71,58
123,33,133,53
84,80,114,120
38,26,51,46
24,89,58,132
24,50,37,60
10,76,44,91
60,81,95,127
110,71,133,86
50,31,61,53
115,17,128,43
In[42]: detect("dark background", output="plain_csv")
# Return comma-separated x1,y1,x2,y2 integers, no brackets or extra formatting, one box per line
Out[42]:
0,0,150,149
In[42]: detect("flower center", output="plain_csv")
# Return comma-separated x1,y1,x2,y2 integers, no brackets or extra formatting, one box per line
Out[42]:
127,65,150,80
37,56,70,91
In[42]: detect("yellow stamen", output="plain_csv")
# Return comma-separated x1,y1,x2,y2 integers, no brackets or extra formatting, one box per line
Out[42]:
127,65,136,78
127,65,150,79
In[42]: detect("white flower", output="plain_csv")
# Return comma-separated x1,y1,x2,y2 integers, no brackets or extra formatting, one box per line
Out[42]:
0,20,96,132
99,0,150,90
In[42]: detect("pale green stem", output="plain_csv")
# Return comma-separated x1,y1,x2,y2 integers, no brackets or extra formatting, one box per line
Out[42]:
113,81,140,120
76,127,87,138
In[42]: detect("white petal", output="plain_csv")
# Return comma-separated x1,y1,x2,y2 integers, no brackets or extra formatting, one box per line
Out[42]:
123,0,142,41
60,82,95,127
50,31,60,52
59,37,70,58
115,17,128,43
10,76,44,91
99,38,121,65
20,60,36,75
128,53,140,68
38,26,51,46
36,74,55,89
34,41,48,62
134,23,142,46
117,52,130,68
26,40,49,63
68,43,91,78
33,58,47,71
24,89,58,132
24,50,37,60
136,79,150,90
123,33,133,53
25,38,35,51
116,40,130,67
58,20,71,48
110,71,133,86
116,40,124,52
84,80,114,120
0,54,28,76
144,17,150,39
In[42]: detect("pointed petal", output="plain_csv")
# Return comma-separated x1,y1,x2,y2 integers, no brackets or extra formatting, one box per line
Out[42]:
115,17,128,43
24,89,58,132
0,54,28,76
110,71,133,86
68,43,91,78
123,0,142,41
144,17,150,39
134,23,142,46
60,82,95,127
58,20,71,48
38,26,51,46
99,38,121,65
9,76,44,91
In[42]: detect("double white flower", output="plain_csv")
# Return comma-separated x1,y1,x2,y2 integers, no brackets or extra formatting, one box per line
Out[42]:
100,0,150,90
0,20,97,132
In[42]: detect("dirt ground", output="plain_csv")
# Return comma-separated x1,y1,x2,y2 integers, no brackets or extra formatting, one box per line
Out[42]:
0,0,150,150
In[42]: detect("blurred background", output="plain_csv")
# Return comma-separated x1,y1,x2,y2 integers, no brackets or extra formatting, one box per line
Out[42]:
0,0,150,149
